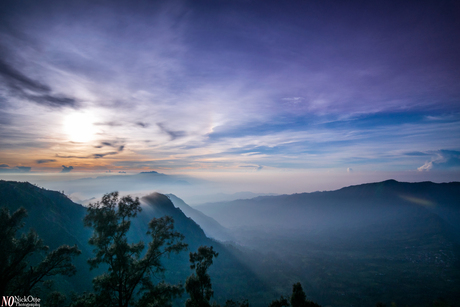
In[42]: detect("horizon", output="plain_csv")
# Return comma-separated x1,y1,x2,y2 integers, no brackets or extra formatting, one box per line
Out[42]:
1,170,459,205
1,0,459,192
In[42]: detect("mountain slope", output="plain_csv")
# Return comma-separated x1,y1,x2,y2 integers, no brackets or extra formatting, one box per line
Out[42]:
196,179,460,306
135,192,273,305
3,179,459,306
0,181,274,306
0,180,95,294
197,180,460,233
166,194,233,242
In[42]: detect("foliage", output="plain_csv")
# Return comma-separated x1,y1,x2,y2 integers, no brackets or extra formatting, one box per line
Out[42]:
0,206,81,296
268,296,290,307
69,292,97,307
290,283,307,307
45,291,67,307
269,283,321,307
185,246,219,307
433,298,454,307
135,281,183,307
224,299,249,307
83,192,188,307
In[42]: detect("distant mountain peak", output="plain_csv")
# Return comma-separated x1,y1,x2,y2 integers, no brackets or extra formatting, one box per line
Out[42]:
141,192,173,210
382,179,399,184
139,171,159,174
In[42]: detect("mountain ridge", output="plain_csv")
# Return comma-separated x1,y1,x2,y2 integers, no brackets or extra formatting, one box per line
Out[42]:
191,179,460,306
2,179,460,306
166,193,233,242
197,179,460,231
0,180,274,306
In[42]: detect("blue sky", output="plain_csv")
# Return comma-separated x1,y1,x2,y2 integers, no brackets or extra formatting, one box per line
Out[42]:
0,0,459,192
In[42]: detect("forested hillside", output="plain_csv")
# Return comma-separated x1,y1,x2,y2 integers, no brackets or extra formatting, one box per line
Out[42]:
0,180,275,306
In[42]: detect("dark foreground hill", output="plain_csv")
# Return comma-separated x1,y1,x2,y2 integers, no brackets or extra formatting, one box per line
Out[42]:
0,180,274,306
196,180,460,306
0,180,94,295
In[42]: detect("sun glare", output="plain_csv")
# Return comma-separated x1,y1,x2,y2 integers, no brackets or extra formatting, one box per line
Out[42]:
63,112,97,142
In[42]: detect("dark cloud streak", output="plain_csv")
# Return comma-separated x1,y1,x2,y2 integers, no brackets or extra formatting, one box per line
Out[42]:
0,166,31,173
0,57,78,108
56,154,88,159
36,159,56,164
57,151,122,159
16,166,30,172
94,122,123,127
61,165,74,173
157,123,186,141
94,142,125,152
136,122,148,128
93,152,118,159
0,58,50,92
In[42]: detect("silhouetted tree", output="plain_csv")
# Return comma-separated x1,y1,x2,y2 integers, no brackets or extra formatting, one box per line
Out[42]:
69,292,96,307
307,301,321,306
45,291,67,307
433,298,453,307
224,299,249,307
185,246,219,307
290,282,306,307
0,207,81,296
269,296,290,307
269,283,321,307
83,192,187,307
290,282,321,307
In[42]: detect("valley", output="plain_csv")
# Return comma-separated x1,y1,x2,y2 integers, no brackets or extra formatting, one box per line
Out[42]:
1,179,459,306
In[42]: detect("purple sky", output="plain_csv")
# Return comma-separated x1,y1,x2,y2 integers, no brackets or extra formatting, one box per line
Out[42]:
0,0,459,192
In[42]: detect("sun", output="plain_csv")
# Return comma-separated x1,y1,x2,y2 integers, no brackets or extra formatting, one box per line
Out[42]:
63,112,97,142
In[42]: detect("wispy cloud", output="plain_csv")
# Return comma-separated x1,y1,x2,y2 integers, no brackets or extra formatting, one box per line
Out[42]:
418,150,460,171
0,58,78,108
157,123,187,141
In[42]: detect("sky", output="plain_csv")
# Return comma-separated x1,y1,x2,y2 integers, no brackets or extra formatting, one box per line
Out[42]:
0,0,459,193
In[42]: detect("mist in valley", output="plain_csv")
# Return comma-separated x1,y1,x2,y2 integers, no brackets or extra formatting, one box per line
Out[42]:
1,172,460,306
